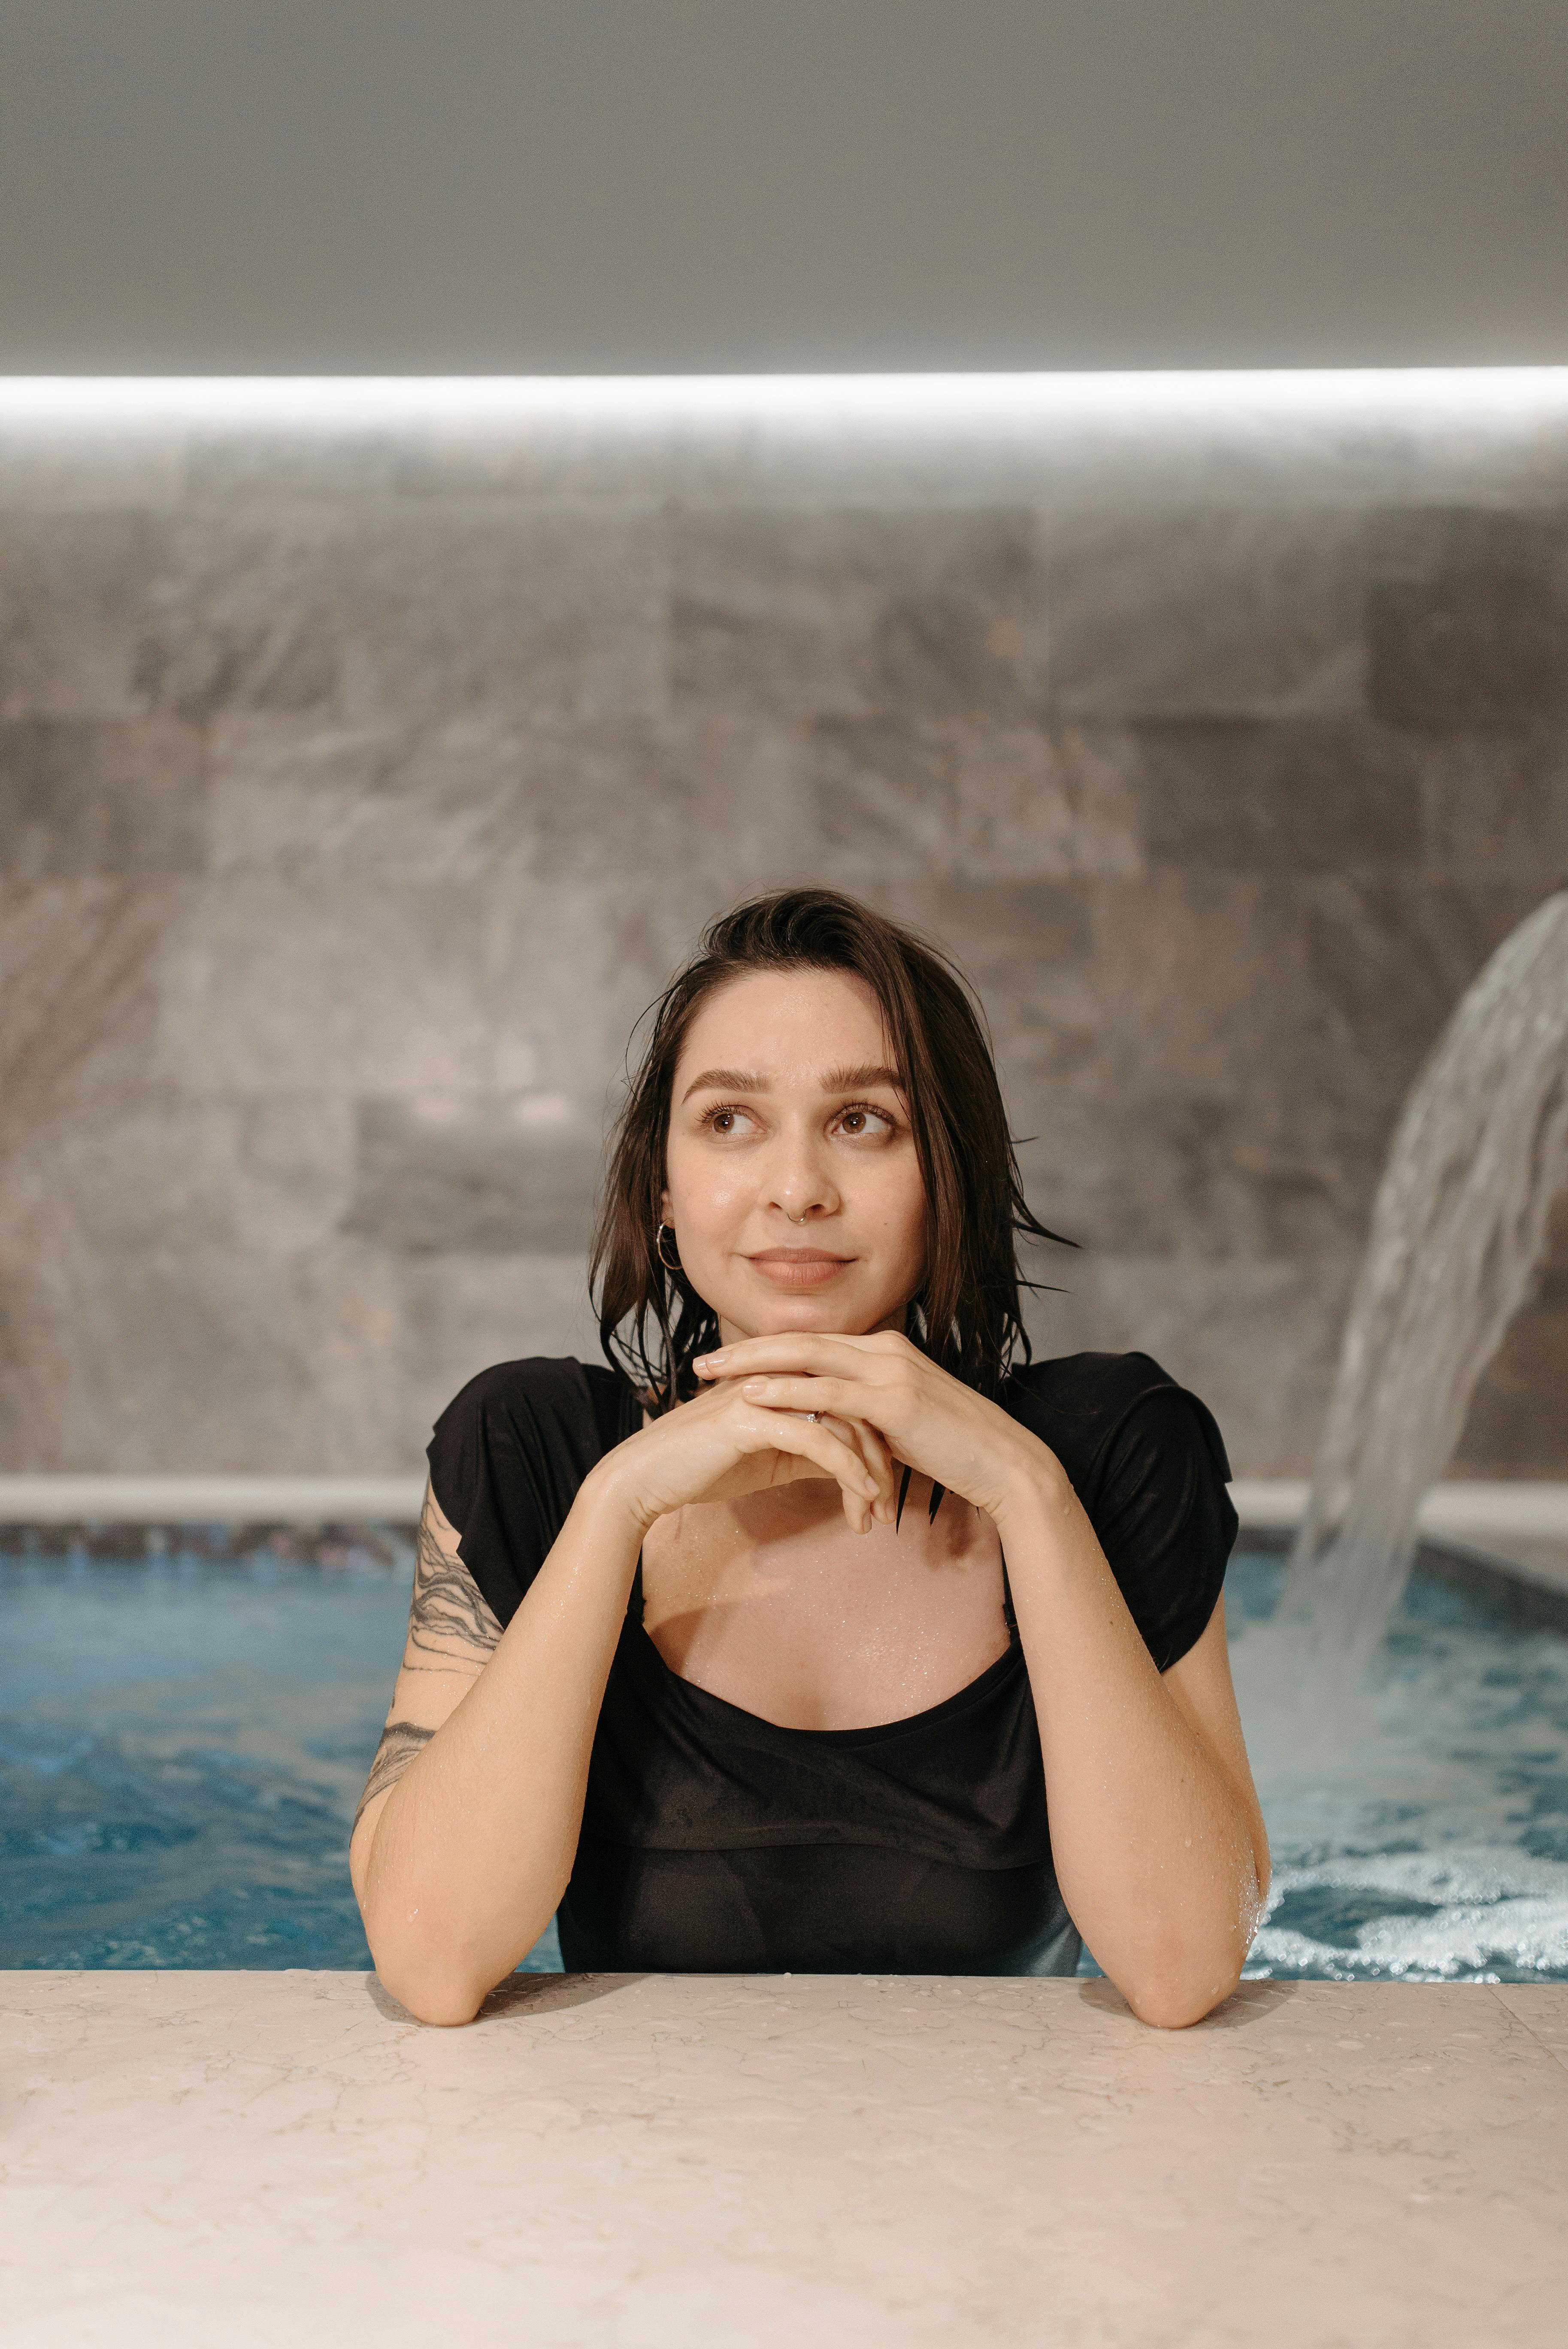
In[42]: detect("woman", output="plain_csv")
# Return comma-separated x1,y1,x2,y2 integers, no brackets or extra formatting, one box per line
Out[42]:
351,888,1268,2026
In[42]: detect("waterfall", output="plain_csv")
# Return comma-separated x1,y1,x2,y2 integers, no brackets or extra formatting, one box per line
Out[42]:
1280,890,1568,1691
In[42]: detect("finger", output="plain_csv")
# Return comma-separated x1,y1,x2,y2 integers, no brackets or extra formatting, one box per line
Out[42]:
806,1407,895,1505
696,1333,886,1382
841,1413,897,1520
769,1419,878,1534
741,1376,909,1462
799,1410,895,1528
739,1374,875,1418
801,1408,896,1514
746,1377,905,1513
739,1406,880,1528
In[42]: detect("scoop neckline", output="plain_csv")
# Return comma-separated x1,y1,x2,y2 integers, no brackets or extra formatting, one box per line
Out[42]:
628,1614,1023,1747
601,1358,1024,1745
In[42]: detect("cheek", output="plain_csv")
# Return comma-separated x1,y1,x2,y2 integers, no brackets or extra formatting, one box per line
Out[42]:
664,1142,748,1233
868,1159,929,1259
897,1185,929,1264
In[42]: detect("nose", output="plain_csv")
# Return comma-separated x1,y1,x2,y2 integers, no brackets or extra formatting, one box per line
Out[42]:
766,1120,840,1226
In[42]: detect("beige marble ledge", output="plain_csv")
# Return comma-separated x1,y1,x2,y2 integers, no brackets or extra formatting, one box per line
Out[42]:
2,1972,1565,2349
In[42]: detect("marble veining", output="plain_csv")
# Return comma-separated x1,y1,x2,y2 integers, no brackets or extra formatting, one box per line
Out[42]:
3,1970,1565,2346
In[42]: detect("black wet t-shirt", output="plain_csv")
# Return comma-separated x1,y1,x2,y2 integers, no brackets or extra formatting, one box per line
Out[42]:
426,1352,1237,1978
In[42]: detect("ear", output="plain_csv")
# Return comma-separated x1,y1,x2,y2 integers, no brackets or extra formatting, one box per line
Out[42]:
658,1182,673,1225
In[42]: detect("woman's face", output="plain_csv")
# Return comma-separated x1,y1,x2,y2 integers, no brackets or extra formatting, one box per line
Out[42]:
661,967,927,1346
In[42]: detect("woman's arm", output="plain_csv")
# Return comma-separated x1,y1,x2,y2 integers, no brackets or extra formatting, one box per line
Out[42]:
351,1394,893,2027
349,1486,502,1864
350,1474,642,2025
704,1331,1268,2028
992,1470,1268,2028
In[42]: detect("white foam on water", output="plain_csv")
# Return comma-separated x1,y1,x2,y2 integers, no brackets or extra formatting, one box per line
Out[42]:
1251,1862,1568,1981
1230,1566,1568,1980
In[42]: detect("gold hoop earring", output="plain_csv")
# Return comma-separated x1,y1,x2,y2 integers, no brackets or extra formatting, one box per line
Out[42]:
655,1221,681,1273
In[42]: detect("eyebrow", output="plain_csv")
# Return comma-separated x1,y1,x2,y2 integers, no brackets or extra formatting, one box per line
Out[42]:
679,1062,905,1104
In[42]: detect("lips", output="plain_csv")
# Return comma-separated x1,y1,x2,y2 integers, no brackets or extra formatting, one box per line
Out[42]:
744,1248,854,1288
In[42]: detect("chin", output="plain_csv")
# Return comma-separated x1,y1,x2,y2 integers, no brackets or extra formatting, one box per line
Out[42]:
745,1293,887,1337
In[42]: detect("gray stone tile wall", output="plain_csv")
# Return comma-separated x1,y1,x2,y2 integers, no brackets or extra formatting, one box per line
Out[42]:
0,392,1565,1476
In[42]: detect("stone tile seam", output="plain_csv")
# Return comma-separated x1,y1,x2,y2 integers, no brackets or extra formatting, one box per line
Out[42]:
1487,1988,1568,2078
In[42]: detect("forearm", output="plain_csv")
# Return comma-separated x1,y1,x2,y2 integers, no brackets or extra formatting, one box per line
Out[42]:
998,1473,1263,2028
358,1471,640,2022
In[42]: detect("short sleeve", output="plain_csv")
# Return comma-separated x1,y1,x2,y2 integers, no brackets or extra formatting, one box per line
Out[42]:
1086,1385,1238,1672
426,1357,619,1630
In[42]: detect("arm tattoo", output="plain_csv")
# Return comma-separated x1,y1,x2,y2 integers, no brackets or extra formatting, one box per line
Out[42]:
405,1503,502,1668
351,1497,502,1837
353,1721,433,1834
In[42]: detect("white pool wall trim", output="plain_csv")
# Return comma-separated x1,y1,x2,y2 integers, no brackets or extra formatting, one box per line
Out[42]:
4,1474,1567,1537
1225,1480,1568,1541
1232,1482,1568,1602
0,1476,430,1522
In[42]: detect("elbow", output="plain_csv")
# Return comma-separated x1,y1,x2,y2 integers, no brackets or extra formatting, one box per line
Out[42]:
1114,1924,1250,2031
1124,1847,1267,2030
371,1946,490,2027
362,1905,495,2027
1126,1962,1243,2031
397,1983,487,2030
363,1895,563,2026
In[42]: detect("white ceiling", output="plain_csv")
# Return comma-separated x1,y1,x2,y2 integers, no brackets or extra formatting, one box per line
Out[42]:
2,0,1565,372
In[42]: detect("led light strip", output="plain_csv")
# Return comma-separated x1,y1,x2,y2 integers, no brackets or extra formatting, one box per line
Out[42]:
0,370,1564,430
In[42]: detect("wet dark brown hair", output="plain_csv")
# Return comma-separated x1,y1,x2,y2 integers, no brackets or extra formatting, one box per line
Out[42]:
590,887,1069,1412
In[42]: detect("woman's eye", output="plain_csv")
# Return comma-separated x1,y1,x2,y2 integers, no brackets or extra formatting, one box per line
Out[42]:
703,1105,757,1137
835,1104,894,1138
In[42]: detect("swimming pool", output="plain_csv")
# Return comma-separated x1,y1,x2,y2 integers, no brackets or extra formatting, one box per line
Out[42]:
4,1537,1565,1981
0,1531,559,1974
1231,1555,1568,1982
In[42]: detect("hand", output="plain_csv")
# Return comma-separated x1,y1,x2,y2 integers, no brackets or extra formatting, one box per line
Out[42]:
591,1375,898,1539
693,1330,1064,1529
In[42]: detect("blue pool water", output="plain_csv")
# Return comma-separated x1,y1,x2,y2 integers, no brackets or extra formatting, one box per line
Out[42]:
1229,1557,1568,1982
3,1540,1565,1979
0,1535,557,1974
